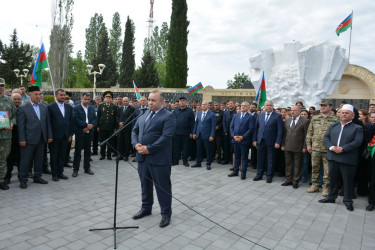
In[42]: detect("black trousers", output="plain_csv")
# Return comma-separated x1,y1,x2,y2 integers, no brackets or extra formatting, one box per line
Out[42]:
189,137,196,160
172,134,190,164
223,133,233,163
328,160,356,204
368,160,375,204
99,130,115,157
50,137,68,178
92,129,99,154
212,135,223,162
73,133,92,172
19,139,45,183
6,139,20,181
118,130,132,157
65,141,72,165
250,145,257,167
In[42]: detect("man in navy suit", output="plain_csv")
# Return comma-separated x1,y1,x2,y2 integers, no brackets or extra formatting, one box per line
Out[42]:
48,89,74,181
18,86,53,189
228,102,255,179
131,90,176,228
117,97,135,161
72,93,97,177
192,101,216,170
253,100,284,183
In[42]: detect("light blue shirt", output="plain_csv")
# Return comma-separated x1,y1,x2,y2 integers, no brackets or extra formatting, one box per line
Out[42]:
57,102,65,118
32,102,40,120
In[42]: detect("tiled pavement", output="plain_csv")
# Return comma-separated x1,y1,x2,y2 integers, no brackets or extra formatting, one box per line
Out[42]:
1,155,375,250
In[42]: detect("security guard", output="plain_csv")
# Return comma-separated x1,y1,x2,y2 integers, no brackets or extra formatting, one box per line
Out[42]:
97,91,117,160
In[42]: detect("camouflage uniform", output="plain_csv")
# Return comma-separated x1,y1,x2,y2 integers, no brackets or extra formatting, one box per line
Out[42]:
0,95,17,180
305,99,338,195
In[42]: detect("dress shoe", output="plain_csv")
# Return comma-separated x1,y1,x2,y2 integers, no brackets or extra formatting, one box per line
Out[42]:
191,164,201,168
0,182,9,190
20,183,27,189
72,171,78,177
159,217,171,228
266,178,272,183
132,159,137,162
228,172,238,177
241,174,246,180
172,162,179,166
99,156,105,160
52,176,60,182
59,175,69,180
132,210,152,220
281,181,293,186
229,167,234,171
206,164,211,170
43,169,52,174
183,162,189,167
64,163,72,168
293,183,299,189
107,156,112,160
84,169,94,175
34,178,48,184
318,198,335,203
253,176,262,181
345,203,354,211
366,204,374,211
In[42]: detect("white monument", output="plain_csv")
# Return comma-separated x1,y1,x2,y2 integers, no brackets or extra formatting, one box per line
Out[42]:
250,41,349,108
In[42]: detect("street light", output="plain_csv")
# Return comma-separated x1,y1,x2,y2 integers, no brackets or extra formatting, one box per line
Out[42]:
87,64,105,99
14,68,29,86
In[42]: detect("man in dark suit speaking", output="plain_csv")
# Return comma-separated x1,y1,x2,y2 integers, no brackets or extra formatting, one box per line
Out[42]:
319,104,363,211
131,90,176,228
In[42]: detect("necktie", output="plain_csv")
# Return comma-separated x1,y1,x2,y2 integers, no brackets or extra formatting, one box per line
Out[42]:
265,113,270,124
202,112,206,121
291,118,296,129
144,111,155,129
124,106,127,111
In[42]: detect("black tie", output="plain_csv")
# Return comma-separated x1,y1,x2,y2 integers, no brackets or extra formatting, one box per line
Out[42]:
291,118,296,129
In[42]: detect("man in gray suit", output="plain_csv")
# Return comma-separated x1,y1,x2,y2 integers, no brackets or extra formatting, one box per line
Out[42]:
319,104,363,211
18,86,53,189
281,106,310,189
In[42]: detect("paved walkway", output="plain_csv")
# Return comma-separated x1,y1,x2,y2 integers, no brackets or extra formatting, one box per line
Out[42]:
1,155,375,250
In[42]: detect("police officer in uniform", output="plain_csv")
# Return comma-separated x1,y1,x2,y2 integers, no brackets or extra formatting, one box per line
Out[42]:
97,91,118,160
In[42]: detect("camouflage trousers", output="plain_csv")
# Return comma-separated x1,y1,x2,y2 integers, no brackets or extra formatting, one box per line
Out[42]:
0,139,11,179
311,151,329,188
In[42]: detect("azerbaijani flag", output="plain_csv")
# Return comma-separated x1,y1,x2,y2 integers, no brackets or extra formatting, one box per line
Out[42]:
188,82,203,95
133,81,142,100
257,71,267,109
336,13,353,36
30,43,49,87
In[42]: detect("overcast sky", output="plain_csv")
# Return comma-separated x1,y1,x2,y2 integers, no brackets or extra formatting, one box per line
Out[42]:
1,0,374,89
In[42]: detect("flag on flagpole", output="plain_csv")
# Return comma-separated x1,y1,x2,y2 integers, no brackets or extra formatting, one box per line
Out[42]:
254,84,261,102
258,72,267,109
30,43,49,87
336,13,353,36
187,82,203,95
133,81,142,100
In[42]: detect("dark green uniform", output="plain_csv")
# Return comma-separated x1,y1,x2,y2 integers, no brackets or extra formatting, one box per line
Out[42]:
97,102,118,158
0,95,17,180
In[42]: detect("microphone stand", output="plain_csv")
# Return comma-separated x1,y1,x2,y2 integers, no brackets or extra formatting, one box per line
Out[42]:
89,108,147,249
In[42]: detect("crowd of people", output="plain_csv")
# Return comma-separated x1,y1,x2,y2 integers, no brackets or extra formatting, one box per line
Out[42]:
1,83,375,213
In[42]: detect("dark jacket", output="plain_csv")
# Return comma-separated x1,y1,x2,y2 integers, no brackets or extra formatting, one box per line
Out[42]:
230,112,255,145
73,104,97,135
173,107,195,135
213,110,224,136
48,102,74,139
116,105,136,132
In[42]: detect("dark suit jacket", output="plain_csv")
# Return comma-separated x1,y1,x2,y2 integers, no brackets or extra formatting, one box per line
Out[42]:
193,110,216,139
131,108,176,165
282,116,310,152
223,109,236,135
73,104,97,136
18,102,52,144
253,111,284,146
116,105,135,132
230,113,255,145
48,102,74,139
324,121,363,166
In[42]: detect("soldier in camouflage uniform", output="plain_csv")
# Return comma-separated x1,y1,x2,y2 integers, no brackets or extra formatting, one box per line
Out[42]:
305,99,339,197
0,78,17,190
97,91,118,160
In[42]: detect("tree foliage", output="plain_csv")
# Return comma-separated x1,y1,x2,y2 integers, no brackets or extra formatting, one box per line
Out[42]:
119,16,135,87
0,29,33,89
49,0,74,88
226,72,251,89
109,12,122,72
68,50,91,88
134,49,159,88
85,13,104,63
165,0,189,88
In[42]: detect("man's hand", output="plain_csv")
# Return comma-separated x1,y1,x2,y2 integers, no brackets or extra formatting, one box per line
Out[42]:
6,123,13,130
87,124,94,130
140,145,150,154
135,143,142,153
193,134,196,140
216,126,219,130
83,128,89,133
68,136,72,142
302,148,306,153
209,136,214,142
307,146,312,154
119,122,124,128
97,127,100,132
333,146,343,154
47,138,53,144
275,143,280,149
19,141,26,147
253,141,257,148
281,146,285,151
189,134,193,139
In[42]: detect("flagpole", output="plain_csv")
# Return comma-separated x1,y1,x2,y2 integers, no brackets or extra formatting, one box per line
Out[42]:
43,44,56,96
348,10,353,61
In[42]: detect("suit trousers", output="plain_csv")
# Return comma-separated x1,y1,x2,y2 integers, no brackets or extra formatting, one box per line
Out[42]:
99,130,114,157
212,135,223,162
189,137,196,160
327,160,356,204
196,136,213,165
19,138,45,183
285,151,303,183
118,130,132,157
138,162,172,217
6,139,20,181
233,143,250,175
368,159,375,204
73,133,92,172
172,134,190,164
50,137,68,178
250,145,257,167
92,129,99,154
256,140,276,179
223,133,233,162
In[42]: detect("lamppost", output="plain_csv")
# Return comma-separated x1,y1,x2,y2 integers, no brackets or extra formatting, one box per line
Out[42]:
87,64,105,99
14,69,29,86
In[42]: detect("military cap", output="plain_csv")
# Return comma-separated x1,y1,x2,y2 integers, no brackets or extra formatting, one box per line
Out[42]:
0,78,5,86
103,91,113,98
179,96,186,100
28,85,40,92
320,99,332,105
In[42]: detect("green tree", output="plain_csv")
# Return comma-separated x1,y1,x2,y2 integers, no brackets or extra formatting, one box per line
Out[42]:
0,29,33,89
109,12,122,72
165,0,189,88
68,50,91,88
119,16,135,87
226,72,251,89
134,50,159,88
85,13,104,63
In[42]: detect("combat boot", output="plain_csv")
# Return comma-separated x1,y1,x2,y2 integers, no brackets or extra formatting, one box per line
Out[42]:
322,185,329,197
306,184,319,193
